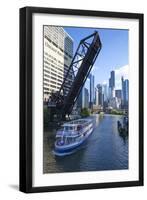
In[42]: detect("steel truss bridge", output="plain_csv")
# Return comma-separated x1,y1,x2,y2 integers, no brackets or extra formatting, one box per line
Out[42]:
48,31,102,120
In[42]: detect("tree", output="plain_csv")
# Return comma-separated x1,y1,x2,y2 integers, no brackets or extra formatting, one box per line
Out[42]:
80,107,90,118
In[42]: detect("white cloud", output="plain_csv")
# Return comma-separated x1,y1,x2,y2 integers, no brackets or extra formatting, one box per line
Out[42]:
115,65,129,79
115,65,129,89
102,80,108,85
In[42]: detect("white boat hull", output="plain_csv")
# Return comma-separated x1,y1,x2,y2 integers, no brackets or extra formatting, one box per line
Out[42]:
53,126,93,156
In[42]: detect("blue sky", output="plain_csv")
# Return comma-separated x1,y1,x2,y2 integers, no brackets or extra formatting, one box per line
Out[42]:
64,27,129,89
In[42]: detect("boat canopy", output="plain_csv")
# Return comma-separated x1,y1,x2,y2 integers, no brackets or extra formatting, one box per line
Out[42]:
56,118,93,138
63,119,93,126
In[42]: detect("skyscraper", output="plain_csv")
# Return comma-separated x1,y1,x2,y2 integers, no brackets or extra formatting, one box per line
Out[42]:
44,26,73,102
115,89,122,109
84,88,89,108
110,71,115,88
115,90,122,99
77,87,89,109
109,70,115,98
97,84,103,107
89,74,95,108
95,87,99,106
102,84,108,109
121,76,124,103
102,84,108,102
121,76,129,109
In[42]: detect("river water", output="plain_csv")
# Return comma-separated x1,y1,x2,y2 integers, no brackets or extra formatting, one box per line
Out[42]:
43,114,128,173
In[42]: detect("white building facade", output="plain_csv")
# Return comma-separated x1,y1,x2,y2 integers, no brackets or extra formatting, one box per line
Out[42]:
44,26,74,102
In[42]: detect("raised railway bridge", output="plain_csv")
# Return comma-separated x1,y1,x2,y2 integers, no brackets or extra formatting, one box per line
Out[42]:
47,31,102,121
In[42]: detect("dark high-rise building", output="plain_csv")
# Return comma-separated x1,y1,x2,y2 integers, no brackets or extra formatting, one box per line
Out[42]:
124,79,129,107
109,78,111,89
115,89,122,99
84,88,89,108
109,70,115,98
121,76,129,109
89,74,95,108
109,71,115,88
97,84,103,107
111,71,115,88
77,89,83,109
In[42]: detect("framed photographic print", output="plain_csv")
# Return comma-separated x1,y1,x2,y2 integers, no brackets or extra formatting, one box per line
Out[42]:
19,7,144,193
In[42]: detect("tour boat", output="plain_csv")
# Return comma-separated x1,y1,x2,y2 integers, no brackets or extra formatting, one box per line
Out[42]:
53,118,94,156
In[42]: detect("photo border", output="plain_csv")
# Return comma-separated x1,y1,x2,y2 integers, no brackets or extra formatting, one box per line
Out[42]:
19,6,144,193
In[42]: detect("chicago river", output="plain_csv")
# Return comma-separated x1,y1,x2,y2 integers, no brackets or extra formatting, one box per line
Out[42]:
43,114,128,173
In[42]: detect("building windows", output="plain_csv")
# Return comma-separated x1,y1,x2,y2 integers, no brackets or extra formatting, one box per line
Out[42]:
44,26,74,101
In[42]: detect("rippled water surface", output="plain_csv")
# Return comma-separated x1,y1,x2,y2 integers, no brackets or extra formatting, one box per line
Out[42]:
43,114,128,173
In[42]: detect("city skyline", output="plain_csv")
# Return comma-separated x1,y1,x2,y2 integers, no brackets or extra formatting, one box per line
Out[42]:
43,26,129,112
78,69,129,111
64,27,129,90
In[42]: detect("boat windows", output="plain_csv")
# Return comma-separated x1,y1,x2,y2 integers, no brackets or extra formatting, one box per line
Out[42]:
66,137,76,144
56,137,77,146
77,125,82,131
64,126,74,131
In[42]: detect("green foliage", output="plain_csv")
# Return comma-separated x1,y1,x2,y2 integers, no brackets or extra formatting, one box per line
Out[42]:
99,112,104,118
80,107,90,118
110,109,123,115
